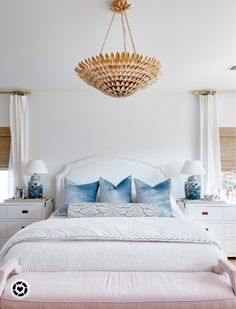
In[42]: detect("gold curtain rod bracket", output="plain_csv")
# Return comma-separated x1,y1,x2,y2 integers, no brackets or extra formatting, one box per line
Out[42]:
193,90,236,95
194,90,216,96
0,90,31,96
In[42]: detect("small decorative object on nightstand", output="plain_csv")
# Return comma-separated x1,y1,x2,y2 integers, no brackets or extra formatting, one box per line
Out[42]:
24,160,48,199
0,197,53,249
15,186,25,199
203,194,219,201
180,160,205,200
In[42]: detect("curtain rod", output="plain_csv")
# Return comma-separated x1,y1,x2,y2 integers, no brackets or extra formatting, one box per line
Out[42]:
0,90,31,96
193,90,236,95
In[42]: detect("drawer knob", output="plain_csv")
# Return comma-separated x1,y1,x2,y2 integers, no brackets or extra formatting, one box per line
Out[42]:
202,211,208,216
22,210,28,214
205,228,209,231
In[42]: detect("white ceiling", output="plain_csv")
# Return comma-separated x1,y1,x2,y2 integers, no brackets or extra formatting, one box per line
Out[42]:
0,0,235,92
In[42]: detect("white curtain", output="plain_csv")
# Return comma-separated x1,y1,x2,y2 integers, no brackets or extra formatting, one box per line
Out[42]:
199,93,222,195
8,95,29,196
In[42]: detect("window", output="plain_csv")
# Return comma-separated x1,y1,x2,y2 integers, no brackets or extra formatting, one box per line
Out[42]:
0,170,9,200
0,127,11,169
0,127,11,200
220,127,236,198
219,127,236,172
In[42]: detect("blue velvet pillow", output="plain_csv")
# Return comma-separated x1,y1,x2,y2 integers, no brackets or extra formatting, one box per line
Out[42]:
134,179,172,217
59,178,99,215
99,176,132,203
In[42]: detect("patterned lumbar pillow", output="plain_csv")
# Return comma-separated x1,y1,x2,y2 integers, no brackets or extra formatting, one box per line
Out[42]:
68,203,159,218
58,178,99,215
134,179,172,217
99,176,132,203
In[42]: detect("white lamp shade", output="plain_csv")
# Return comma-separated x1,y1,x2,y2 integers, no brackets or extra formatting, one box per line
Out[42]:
180,160,205,175
24,160,48,174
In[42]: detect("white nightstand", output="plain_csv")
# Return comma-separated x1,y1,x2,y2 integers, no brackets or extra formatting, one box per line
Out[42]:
178,199,236,257
0,198,53,249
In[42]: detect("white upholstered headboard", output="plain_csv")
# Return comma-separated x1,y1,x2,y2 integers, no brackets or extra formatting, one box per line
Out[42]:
55,155,169,209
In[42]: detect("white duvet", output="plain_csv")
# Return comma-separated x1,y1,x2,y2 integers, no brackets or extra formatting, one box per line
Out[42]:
0,217,227,272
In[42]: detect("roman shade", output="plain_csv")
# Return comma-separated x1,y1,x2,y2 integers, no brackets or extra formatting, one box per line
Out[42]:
219,127,236,172
0,127,11,169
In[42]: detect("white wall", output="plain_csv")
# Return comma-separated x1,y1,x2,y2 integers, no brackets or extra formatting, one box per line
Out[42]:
25,89,198,198
0,95,10,125
218,94,236,127
1,91,235,199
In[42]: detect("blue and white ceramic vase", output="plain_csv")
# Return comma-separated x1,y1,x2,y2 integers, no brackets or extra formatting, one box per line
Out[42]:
28,174,43,199
184,176,201,200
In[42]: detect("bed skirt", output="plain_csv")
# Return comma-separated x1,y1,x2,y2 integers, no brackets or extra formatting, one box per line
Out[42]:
1,271,236,309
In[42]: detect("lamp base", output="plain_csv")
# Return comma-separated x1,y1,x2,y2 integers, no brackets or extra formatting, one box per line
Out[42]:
28,174,43,199
185,179,201,200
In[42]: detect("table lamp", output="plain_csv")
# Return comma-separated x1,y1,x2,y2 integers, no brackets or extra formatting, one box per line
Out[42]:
24,160,48,199
180,160,205,200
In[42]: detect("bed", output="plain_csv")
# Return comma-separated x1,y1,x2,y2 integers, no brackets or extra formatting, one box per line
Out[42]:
0,155,236,309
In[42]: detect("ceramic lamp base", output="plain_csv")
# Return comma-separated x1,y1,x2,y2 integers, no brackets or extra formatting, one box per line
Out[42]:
28,173,43,199
28,183,43,199
185,180,201,200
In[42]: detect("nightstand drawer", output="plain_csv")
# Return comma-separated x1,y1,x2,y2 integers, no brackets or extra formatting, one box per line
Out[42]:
224,223,236,238
0,206,7,218
187,206,222,220
197,221,224,238
7,205,42,219
223,207,236,220
6,220,38,235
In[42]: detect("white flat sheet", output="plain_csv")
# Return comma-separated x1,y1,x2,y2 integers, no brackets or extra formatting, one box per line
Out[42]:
2,241,226,272
0,217,226,273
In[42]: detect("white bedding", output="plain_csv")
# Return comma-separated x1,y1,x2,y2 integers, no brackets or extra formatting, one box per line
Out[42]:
0,217,226,273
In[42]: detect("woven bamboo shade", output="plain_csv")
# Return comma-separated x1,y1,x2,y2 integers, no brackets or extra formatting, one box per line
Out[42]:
75,0,162,98
0,127,11,169
219,127,236,172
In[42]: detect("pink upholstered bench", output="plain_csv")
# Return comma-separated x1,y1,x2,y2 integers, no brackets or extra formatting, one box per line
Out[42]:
1,271,236,309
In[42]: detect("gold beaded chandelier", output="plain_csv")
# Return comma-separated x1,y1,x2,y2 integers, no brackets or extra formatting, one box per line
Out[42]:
75,0,162,98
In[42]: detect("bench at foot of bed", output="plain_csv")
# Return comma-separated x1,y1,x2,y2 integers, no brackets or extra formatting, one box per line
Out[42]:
1,271,236,309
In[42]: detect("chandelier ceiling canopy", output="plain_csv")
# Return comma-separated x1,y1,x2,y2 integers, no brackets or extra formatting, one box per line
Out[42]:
75,0,162,98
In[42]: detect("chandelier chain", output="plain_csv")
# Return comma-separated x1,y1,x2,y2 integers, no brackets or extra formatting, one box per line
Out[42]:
121,13,127,53
100,10,136,55
124,12,136,54
100,12,116,55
